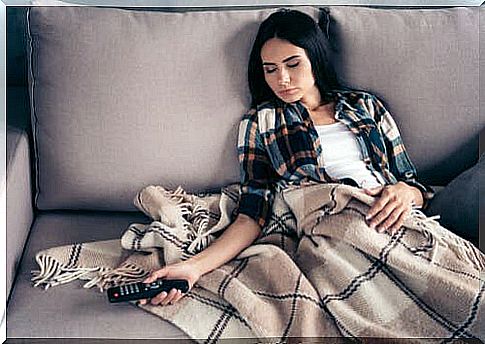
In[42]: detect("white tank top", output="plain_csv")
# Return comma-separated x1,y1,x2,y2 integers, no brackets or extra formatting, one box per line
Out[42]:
315,122,384,189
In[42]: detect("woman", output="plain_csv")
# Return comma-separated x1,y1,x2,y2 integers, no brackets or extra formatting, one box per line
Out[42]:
140,9,434,307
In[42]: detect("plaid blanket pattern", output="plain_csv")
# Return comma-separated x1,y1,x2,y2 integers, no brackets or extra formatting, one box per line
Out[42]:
31,182,484,342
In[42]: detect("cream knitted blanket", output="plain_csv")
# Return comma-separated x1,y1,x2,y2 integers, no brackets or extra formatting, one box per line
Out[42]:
31,182,485,342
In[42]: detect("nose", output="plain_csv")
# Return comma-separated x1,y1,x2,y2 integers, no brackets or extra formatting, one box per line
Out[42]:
277,68,290,86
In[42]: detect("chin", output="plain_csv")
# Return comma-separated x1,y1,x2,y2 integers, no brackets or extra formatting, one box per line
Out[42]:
278,94,302,104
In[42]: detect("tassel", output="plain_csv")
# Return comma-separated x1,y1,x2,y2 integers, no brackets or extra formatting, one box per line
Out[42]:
96,263,149,290
83,267,111,290
31,254,110,290
407,209,484,271
32,255,61,287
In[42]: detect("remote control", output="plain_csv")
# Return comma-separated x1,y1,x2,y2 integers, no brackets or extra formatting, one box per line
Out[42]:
107,279,189,303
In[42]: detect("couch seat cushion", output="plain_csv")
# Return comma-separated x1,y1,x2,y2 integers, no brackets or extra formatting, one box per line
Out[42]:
7,211,189,339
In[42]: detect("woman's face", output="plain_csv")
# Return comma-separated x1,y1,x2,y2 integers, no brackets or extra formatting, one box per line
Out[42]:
260,37,319,104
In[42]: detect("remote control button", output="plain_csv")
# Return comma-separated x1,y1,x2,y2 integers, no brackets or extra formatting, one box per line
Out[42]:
113,293,119,298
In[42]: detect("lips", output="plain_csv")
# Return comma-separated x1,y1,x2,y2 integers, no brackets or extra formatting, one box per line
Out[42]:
279,88,298,96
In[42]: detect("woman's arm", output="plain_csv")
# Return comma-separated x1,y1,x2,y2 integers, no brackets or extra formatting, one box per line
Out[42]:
141,109,276,306
371,95,435,207
191,213,261,275
139,213,261,306
363,94,431,234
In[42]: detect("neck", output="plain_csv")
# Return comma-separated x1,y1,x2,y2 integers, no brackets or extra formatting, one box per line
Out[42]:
300,86,324,111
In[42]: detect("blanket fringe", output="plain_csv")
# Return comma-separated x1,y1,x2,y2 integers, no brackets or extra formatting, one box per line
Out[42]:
96,263,149,291
186,204,214,254
134,184,220,258
31,254,102,290
31,254,148,291
159,186,217,256
408,209,485,271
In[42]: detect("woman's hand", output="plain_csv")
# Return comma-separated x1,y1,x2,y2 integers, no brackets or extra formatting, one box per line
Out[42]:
364,182,422,234
138,214,261,306
138,260,202,306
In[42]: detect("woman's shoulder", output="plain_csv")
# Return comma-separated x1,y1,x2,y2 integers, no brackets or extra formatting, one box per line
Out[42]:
240,100,285,136
241,100,279,121
256,100,280,113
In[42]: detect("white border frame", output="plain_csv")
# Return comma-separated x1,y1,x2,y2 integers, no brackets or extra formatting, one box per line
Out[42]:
1,0,483,7
0,2,482,343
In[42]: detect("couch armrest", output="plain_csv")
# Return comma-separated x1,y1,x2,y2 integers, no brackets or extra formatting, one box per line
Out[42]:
6,125,34,301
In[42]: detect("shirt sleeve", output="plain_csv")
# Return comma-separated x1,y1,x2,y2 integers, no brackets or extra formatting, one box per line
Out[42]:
371,95,435,209
237,109,278,228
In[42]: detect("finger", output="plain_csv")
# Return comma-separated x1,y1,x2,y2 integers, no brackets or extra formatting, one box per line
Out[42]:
172,289,184,304
364,186,383,196
389,208,410,234
365,194,392,225
138,299,147,305
162,288,179,306
144,269,168,283
378,206,404,233
367,194,392,224
369,201,399,231
150,291,168,305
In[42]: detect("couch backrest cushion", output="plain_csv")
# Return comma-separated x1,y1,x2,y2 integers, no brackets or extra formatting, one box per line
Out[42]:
27,6,481,211
27,6,319,211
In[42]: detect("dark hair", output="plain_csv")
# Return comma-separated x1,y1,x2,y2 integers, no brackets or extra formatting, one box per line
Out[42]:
248,9,340,107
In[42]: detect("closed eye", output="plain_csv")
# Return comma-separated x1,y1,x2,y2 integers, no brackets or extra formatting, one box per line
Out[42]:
288,62,300,68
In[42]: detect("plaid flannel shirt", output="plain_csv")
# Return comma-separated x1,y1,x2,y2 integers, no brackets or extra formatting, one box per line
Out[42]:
237,90,435,228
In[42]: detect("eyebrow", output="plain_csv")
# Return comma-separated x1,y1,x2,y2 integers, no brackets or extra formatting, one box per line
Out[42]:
262,55,300,66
